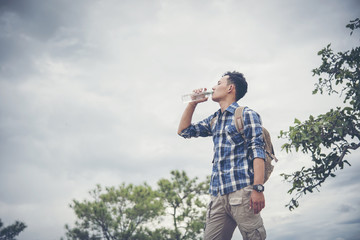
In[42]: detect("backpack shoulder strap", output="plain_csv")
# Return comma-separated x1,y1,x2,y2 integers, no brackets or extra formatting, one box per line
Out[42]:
234,106,245,134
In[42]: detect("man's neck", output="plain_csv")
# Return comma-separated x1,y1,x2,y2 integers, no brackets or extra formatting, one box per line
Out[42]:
219,98,236,113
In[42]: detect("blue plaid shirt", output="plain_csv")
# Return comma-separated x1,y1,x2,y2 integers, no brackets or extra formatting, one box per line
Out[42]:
179,102,266,196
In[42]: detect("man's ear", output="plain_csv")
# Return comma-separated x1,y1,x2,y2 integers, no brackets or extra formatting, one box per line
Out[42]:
228,84,234,93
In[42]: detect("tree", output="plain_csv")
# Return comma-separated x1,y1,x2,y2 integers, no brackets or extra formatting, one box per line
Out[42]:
64,183,164,240
0,219,26,240
64,171,210,240
279,18,360,210
157,170,209,240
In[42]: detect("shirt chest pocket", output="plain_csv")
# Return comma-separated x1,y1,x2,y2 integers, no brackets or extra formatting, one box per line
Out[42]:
225,124,243,145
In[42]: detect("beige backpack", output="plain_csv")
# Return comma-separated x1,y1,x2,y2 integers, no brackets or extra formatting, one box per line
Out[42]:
211,106,278,183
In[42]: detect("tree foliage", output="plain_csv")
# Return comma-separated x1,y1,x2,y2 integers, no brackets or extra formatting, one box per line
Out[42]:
279,18,360,210
64,183,164,240
64,171,210,240
157,170,209,240
0,219,26,240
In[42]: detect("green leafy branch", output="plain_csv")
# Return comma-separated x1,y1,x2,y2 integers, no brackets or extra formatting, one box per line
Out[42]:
280,18,360,210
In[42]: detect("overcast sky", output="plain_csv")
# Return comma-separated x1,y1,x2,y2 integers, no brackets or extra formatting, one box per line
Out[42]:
0,0,359,239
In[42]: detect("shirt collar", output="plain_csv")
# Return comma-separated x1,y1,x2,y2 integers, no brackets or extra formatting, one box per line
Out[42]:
216,102,239,116
225,102,239,114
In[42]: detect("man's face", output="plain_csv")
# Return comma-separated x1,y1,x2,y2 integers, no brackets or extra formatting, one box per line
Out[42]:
212,75,231,102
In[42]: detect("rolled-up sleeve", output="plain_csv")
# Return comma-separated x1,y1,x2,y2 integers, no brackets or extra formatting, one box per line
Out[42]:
243,109,266,161
178,115,213,139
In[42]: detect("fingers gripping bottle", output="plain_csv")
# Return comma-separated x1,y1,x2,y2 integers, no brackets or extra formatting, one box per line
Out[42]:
181,90,213,103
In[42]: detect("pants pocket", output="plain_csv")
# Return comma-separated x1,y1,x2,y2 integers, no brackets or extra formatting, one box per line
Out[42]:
207,200,213,218
242,226,266,240
229,189,248,214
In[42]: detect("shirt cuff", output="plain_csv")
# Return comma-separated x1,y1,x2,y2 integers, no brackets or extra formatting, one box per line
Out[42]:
249,147,266,161
178,127,192,139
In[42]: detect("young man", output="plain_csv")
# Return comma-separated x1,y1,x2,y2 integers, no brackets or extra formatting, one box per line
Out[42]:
178,71,266,240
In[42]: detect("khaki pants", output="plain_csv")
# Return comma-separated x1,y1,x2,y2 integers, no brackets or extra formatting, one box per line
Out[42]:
204,186,266,240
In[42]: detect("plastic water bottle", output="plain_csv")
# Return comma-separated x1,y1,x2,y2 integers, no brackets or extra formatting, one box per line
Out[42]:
181,91,213,103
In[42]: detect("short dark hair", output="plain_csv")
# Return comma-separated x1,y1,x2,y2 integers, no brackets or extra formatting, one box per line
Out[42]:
223,71,248,101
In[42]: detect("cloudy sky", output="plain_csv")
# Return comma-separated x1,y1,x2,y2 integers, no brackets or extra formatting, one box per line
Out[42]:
1,0,359,239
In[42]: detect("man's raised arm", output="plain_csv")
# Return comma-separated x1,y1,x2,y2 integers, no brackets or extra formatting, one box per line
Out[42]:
177,88,208,135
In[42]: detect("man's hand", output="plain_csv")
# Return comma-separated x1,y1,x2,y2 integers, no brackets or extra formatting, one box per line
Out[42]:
250,190,265,214
190,88,209,105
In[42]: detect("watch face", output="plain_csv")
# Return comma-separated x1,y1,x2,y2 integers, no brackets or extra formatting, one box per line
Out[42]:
254,185,264,192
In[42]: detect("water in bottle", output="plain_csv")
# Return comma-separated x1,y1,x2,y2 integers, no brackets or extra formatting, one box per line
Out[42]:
181,90,213,103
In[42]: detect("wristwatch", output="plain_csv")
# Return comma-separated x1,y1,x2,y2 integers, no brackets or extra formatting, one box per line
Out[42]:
253,184,265,192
